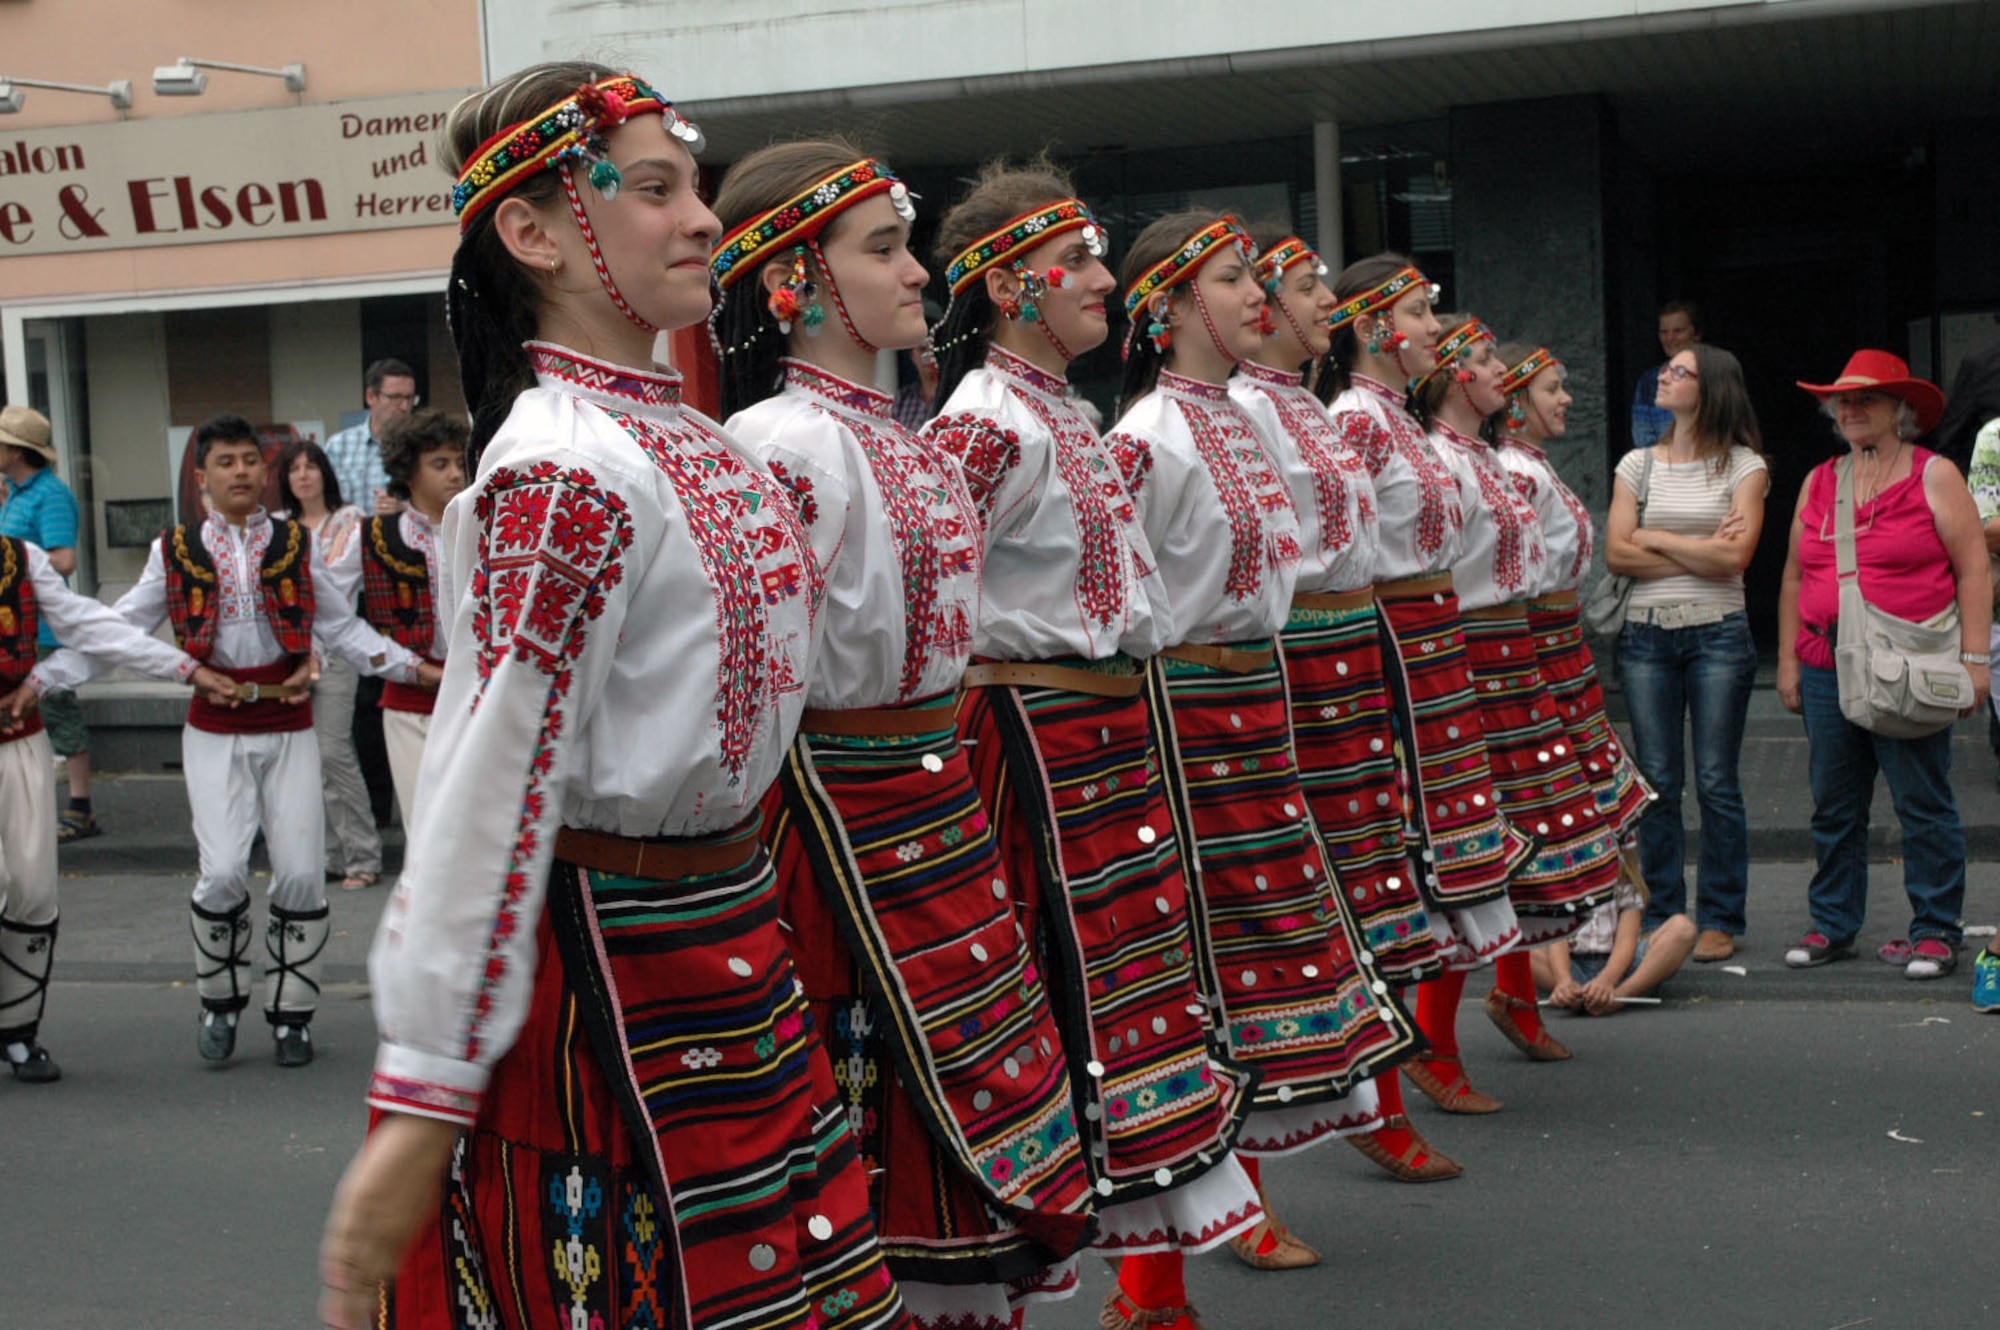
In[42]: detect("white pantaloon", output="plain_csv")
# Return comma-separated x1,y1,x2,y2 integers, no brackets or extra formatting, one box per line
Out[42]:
381,707,432,838
185,725,327,914
0,730,57,927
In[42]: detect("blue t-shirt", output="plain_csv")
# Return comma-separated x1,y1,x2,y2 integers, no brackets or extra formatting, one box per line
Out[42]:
0,466,82,647
1631,366,1674,450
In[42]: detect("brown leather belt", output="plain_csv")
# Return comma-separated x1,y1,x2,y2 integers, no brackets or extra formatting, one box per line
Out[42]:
233,681,308,702
1157,642,1276,673
800,699,956,737
1526,589,1579,611
1460,601,1529,621
554,821,762,880
1293,587,1376,613
961,660,1147,697
1374,572,1454,600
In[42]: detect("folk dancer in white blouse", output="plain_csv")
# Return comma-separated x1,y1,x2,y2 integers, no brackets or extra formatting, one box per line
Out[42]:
1105,213,1419,1296
923,164,1260,1330
1490,344,1680,1004
1323,254,1525,1180
0,541,238,1082
31,418,433,1071
1229,228,1451,1195
1409,319,1621,1105
714,141,1095,1330
317,65,906,1330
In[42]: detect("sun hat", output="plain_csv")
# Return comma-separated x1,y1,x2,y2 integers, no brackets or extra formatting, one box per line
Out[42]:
1796,350,1945,434
0,404,56,461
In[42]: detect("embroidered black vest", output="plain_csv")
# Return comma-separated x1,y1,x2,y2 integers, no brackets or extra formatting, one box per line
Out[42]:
0,537,39,686
160,519,315,660
359,515,435,655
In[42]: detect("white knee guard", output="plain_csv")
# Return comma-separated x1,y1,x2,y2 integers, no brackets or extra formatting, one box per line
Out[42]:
265,903,329,1025
0,916,57,1044
191,899,252,1015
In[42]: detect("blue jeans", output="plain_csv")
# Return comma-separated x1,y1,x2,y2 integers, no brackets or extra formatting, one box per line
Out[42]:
1619,613,1757,935
1798,665,1965,947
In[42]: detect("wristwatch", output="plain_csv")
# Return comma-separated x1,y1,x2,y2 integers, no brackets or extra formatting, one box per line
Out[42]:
1961,651,1991,666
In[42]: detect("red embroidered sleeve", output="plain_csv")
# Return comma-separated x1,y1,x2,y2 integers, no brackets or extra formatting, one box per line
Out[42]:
1336,411,1395,477
926,411,1022,528
1103,431,1155,498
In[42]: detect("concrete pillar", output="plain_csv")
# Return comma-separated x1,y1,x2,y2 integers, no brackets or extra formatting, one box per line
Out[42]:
1451,94,1616,508
1313,120,1342,272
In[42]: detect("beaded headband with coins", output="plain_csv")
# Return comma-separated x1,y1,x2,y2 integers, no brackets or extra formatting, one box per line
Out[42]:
1123,216,1258,360
1255,236,1330,351
1413,318,1494,392
708,158,916,353
1326,265,1439,356
450,74,704,334
939,199,1109,361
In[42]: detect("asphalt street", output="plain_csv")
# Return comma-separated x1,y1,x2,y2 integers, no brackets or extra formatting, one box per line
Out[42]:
7,863,2000,1329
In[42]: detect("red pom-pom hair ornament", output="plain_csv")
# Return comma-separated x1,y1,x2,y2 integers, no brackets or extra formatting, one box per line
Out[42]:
1454,368,1475,384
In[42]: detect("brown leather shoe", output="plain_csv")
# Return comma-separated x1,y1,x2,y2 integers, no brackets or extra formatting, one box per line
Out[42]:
1345,1113,1464,1181
1403,1055,1503,1113
1693,929,1736,962
1483,987,1573,1061
1227,1212,1322,1270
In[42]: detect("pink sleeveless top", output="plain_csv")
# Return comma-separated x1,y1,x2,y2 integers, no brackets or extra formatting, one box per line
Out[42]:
1795,448,1956,670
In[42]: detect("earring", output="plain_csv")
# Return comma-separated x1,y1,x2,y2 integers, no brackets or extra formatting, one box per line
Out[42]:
767,246,823,336
549,256,561,272
1000,259,1049,323
1146,304,1173,355
1507,396,1528,426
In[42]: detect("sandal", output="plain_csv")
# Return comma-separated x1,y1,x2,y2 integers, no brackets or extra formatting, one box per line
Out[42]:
1403,1054,1503,1114
340,871,380,891
1483,987,1572,1062
1905,937,1957,980
1345,1113,1463,1181
1877,939,1913,965
56,810,101,843
1100,1288,1203,1330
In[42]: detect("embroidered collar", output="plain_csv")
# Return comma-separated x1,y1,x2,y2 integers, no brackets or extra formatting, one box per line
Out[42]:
1158,369,1232,403
783,359,892,421
1238,361,1305,389
1498,432,1547,459
986,344,1069,400
1433,419,1488,451
528,341,682,412
205,507,272,543
1352,373,1405,407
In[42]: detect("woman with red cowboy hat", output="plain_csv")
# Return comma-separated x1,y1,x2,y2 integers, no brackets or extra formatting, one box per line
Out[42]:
1776,349,1990,980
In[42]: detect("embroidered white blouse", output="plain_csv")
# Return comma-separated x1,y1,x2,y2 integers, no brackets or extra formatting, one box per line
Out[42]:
18,542,202,690
32,508,422,690
1497,439,1595,597
925,345,1172,662
366,343,823,1127
1329,374,1464,583
1431,421,1548,613
1104,370,1303,645
727,360,982,708
1230,362,1379,595
321,507,448,663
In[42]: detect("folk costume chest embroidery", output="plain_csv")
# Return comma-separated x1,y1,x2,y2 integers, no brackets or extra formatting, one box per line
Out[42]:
0,537,37,682
1240,365,1370,559
1441,424,1541,598
1159,372,1303,603
1509,445,1594,585
786,359,982,698
1347,375,1459,563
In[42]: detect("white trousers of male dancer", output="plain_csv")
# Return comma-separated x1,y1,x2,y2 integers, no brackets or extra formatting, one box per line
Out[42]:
0,730,59,1046
185,726,330,1029
381,708,433,836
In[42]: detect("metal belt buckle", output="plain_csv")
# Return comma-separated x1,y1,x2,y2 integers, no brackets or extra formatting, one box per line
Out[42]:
241,682,262,703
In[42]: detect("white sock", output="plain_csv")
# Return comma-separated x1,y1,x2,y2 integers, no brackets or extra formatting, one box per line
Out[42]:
5,1041,28,1064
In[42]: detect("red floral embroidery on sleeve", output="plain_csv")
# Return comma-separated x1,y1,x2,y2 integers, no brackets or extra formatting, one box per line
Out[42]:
926,411,1022,528
1104,431,1155,498
766,458,820,529
1336,411,1396,477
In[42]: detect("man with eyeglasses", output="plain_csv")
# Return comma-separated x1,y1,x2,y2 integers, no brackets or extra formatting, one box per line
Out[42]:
324,358,420,518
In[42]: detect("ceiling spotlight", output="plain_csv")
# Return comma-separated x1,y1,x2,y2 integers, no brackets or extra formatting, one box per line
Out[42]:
0,75,134,114
152,58,306,98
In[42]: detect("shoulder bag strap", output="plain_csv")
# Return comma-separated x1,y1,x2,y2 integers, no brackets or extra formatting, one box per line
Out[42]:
1833,458,1859,581
1635,447,1655,522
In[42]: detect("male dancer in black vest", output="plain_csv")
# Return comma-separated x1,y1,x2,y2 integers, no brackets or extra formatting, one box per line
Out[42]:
327,409,466,831
29,415,440,1067
0,538,236,1081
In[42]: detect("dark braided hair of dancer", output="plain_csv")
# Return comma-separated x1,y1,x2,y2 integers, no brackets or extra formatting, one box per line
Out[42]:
441,59,616,467
710,137,872,421
1117,210,1226,408
1316,250,1421,408
930,156,1087,409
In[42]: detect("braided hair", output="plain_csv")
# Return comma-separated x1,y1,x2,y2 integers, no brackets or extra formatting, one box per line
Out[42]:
708,137,872,421
930,156,1085,409
441,60,617,466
